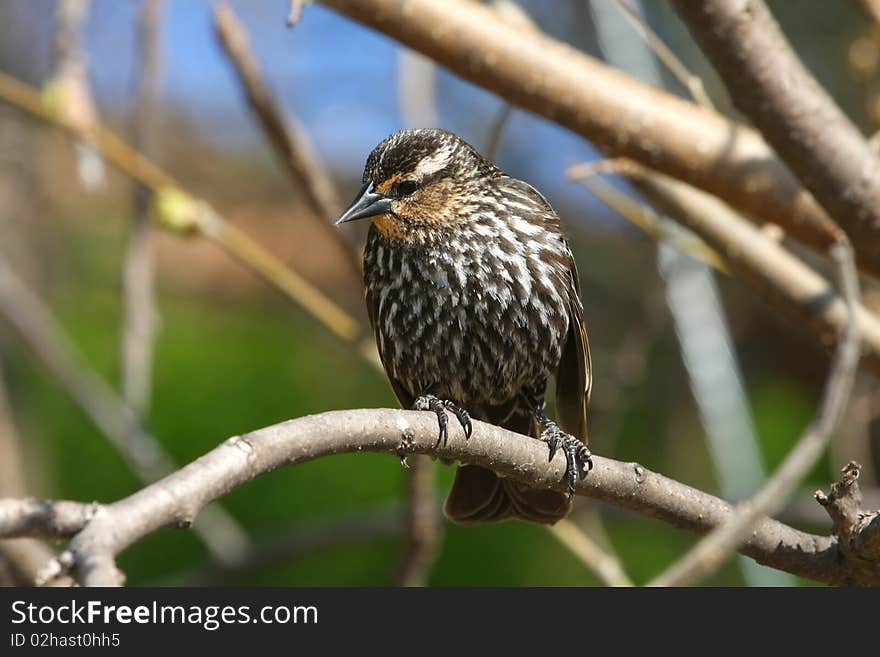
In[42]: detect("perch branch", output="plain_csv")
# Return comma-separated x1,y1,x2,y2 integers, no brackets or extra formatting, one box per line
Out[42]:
2,409,878,586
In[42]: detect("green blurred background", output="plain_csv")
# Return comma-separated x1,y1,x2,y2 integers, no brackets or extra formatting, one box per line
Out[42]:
0,0,878,586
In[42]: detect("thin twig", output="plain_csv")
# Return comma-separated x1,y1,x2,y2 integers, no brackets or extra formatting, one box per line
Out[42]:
483,103,513,163
0,257,249,566
481,1,535,162
608,162,880,375
0,362,76,586
611,0,714,109
3,408,877,586
567,162,728,272
549,518,633,587
213,3,363,280
122,0,165,420
51,0,104,189
286,0,305,27
0,70,360,342
394,457,439,586
648,241,861,586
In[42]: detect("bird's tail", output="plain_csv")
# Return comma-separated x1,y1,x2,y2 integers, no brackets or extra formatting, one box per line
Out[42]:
443,405,573,525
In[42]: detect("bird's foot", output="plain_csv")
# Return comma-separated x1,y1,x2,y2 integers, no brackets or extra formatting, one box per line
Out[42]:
540,423,593,498
412,394,472,446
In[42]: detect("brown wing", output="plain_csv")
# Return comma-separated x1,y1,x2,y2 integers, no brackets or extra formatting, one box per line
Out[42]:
554,251,591,443
498,177,591,443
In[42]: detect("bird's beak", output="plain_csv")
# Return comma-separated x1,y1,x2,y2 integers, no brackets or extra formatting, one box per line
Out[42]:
335,181,393,225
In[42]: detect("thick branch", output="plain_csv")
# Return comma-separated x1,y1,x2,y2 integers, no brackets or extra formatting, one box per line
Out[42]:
673,0,880,268
314,0,867,272
2,409,875,586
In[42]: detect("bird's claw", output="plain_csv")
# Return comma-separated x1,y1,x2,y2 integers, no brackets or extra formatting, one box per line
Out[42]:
413,394,471,446
541,426,562,462
542,424,592,497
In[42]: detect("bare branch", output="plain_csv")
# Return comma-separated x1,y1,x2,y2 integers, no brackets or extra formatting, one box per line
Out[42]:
568,162,728,272
0,361,76,586
51,0,104,189
314,0,861,273
673,0,880,272
0,499,96,539
0,256,249,566
549,517,633,587
123,0,165,419
1,409,876,586
286,0,305,27
609,163,880,376
817,462,880,565
611,0,714,109
0,70,361,342
394,456,440,587
213,3,363,280
649,241,861,586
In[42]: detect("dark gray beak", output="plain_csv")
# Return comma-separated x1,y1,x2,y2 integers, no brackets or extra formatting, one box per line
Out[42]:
335,181,393,225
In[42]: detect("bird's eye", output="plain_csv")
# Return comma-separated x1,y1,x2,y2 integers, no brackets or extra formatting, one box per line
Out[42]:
394,180,419,197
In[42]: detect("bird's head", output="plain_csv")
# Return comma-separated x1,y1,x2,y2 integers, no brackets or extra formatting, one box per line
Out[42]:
335,129,498,242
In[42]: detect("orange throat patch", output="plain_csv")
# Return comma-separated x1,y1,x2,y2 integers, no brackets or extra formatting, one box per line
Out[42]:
372,213,411,241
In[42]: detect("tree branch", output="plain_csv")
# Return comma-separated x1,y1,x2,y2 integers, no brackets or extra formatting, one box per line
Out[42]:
648,241,861,586
0,256,249,568
817,462,880,566
603,162,880,375
394,455,440,587
0,70,361,342
122,0,164,419
213,2,363,281
314,0,867,273
673,0,880,270
2,409,878,586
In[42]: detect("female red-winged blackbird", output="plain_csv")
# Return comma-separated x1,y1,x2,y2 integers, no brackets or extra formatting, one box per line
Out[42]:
336,128,592,524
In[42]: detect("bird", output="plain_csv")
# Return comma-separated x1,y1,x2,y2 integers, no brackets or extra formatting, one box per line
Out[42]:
336,128,592,524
